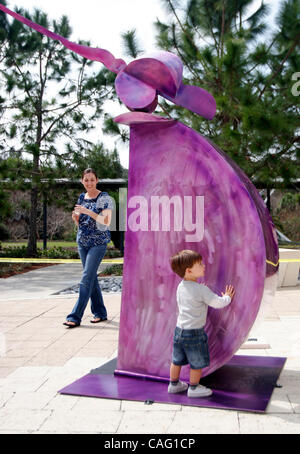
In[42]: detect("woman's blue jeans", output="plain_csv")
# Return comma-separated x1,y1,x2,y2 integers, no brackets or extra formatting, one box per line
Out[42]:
67,243,107,325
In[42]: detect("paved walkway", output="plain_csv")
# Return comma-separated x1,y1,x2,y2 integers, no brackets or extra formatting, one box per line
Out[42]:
0,263,113,300
0,266,300,434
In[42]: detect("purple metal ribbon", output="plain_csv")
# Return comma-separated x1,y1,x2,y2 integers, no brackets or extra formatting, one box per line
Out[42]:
114,112,274,380
0,5,279,382
0,5,216,119
0,4,126,73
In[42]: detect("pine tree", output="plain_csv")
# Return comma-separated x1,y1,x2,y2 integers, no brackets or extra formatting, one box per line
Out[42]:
0,6,116,256
121,0,299,189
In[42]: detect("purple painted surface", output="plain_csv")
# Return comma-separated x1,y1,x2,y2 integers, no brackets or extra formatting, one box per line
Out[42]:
163,83,217,120
115,70,157,110
208,139,279,277
114,112,176,126
59,355,286,413
115,112,267,380
115,54,181,111
144,51,183,92
125,58,179,98
0,5,279,384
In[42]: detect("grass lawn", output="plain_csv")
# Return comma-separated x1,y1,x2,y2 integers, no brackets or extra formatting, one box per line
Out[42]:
1,240,77,248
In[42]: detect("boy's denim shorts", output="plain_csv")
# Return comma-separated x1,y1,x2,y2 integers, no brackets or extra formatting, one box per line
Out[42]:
172,327,210,369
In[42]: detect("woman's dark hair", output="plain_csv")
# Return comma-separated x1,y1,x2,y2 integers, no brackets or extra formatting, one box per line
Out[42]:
81,168,98,179
170,250,203,278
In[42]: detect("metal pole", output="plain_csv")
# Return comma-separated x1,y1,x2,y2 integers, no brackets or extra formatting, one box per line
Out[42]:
120,230,124,256
43,193,47,250
267,188,271,214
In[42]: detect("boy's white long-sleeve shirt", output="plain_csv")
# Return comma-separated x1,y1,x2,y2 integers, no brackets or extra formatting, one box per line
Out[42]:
176,280,231,330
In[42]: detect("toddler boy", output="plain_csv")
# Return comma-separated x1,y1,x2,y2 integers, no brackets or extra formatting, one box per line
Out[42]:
168,250,235,397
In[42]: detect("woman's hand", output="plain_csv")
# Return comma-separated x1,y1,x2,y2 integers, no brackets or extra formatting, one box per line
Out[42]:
74,204,91,216
72,210,80,225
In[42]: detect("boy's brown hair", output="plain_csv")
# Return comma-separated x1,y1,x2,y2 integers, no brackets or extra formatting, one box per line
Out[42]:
170,250,203,278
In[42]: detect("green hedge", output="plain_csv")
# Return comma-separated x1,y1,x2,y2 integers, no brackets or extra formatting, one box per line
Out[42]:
0,244,122,259
100,264,123,276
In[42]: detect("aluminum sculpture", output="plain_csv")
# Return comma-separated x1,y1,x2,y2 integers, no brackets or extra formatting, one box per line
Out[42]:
0,5,279,381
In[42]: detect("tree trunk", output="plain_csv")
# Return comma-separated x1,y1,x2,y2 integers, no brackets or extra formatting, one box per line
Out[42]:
27,53,44,257
27,143,41,257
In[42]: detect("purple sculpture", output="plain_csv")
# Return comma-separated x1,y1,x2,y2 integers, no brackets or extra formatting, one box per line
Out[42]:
0,5,279,381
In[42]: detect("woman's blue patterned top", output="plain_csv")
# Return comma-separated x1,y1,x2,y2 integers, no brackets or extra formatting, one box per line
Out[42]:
76,191,114,248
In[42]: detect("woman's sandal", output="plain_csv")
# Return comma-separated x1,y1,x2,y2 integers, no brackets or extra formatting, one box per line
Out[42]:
90,317,108,324
63,321,80,328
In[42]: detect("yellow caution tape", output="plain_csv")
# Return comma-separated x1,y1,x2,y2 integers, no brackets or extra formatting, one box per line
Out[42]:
267,259,300,266
266,259,279,267
0,257,298,265
0,258,124,264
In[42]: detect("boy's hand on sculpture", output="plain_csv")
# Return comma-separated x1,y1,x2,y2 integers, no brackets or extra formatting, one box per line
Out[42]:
222,285,235,300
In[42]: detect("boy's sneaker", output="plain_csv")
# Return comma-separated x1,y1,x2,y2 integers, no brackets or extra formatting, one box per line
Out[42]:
168,381,188,394
187,384,213,398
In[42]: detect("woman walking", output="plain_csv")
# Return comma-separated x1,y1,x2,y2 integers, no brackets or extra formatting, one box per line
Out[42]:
63,168,114,328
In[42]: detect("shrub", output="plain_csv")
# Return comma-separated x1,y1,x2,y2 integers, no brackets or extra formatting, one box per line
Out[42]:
280,193,300,211
40,246,79,259
0,244,122,259
100,264,123,276
0,245,30,258
105,247,122,258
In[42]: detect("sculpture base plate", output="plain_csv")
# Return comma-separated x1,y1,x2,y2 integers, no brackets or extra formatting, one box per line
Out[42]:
59,355,286,413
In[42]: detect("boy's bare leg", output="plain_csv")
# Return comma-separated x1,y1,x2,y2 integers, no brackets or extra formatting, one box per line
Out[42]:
168,363,189,393
170,363,182,382
190,368,202,386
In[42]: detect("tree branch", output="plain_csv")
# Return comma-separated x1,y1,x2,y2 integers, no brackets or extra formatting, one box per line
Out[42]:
258,31,300,99
166,0,210,73
39,101,81,143
13,60,36,108
170,25,203,84
250,136,299,176
220,1,225,61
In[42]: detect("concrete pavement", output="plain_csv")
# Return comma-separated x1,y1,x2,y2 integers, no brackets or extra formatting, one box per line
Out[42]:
0,262,112,300
0,265,300,434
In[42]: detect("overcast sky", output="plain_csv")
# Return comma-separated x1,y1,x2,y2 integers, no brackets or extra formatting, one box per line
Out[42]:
5,0,281,169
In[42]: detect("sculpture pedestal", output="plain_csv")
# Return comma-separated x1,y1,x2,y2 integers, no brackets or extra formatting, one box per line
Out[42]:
59,355,286,413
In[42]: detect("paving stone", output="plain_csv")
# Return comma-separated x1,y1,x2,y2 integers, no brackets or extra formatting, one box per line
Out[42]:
0,408,52,432
0,377,49,393
0,368,16,379
167,408,240,434
0,270,299,434
40,409,122,433
238,412,300,434
5,366,51,381
72,396,121,412
117,410,176,434
44,394,80,411
287,391,300,414
3,392,54,411
121,400,181,412
0,392,14,408
266,388,294,414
